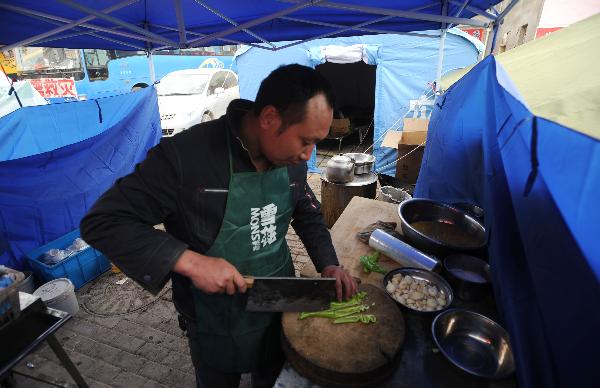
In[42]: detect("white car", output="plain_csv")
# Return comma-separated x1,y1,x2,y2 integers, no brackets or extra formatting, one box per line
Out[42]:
157,68,239,136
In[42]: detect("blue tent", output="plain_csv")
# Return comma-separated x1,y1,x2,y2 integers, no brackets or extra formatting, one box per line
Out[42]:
1,0,511,267
234,29,482,173
1,1,502,51
415,15,600,388
0,88,161,269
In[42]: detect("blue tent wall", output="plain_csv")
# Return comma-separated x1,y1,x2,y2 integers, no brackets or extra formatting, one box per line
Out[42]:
415,56,600,388
234,30,482,174
0,87,161,269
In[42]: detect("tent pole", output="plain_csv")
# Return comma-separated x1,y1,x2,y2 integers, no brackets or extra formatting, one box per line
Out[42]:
147,50,156,84
436,29,447,87
436,1,448,89
144,21,156,84
485,0,520,56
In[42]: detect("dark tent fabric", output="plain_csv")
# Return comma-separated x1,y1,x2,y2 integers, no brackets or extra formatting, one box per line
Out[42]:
415,56,600,388
0,87,161,270
0,1,500,51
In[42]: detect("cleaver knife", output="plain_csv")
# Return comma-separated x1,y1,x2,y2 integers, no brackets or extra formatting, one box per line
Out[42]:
244,276,336,312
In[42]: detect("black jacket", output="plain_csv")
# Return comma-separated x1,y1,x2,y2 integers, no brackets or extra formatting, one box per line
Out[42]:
80,99,338,320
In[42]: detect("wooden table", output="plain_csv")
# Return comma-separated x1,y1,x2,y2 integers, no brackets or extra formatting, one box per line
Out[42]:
299,197,517,388
301,196,402,286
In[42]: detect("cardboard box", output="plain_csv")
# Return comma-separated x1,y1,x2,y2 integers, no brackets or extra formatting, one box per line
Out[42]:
330,118,351,137
395,131,427,185
403,118,430,132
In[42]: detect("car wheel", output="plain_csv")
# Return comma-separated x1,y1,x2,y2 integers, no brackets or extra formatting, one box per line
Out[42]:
201,112,213,123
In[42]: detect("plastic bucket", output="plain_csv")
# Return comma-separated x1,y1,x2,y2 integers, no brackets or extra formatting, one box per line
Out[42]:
378,186,412,204
33,278,79,316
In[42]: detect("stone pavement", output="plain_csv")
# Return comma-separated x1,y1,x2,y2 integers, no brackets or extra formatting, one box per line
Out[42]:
7,138,371,388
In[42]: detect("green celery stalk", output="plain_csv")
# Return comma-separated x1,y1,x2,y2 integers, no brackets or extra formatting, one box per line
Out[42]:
333,314,377,324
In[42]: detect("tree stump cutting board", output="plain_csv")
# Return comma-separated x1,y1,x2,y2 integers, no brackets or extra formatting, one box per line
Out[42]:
281,284,405,387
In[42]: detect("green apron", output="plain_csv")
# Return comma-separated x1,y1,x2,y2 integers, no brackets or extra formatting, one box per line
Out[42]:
191,138,294,373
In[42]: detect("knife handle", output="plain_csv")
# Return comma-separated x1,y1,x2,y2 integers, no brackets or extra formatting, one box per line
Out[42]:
244,276,254,289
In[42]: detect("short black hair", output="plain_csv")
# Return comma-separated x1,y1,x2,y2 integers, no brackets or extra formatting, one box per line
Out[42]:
254,64,335,129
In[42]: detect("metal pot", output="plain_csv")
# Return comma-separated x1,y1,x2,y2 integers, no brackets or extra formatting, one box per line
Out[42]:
398,198,487,256
343,153,375,175
325,154,355,184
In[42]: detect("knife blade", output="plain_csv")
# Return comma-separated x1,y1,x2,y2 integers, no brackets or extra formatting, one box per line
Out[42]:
244,276,336,312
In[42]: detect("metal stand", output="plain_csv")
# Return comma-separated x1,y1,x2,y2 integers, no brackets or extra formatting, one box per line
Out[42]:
0,294,89,388
46,334,89,388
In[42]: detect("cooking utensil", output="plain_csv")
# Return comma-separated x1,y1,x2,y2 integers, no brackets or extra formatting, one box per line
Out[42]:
343,152,375,175
244,276,336,312
325,154,355,183
398,198,487,256
378,186,411,204
369,229,440,271
452,202,484,222
443,254,491,301
432,309,515,379
383,268,453,314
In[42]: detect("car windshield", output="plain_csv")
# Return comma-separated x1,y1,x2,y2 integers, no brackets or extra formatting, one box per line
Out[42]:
157,73,209,96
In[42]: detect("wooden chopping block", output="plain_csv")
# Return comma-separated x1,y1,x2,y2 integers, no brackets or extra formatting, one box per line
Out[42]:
301,197,403,288
281,284,405,387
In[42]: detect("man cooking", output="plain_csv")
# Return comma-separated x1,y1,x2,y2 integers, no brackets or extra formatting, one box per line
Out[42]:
80,64,358,388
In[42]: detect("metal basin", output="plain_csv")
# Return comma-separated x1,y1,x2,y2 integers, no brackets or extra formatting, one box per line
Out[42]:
343,152,375,175
398,198,486,256
443,254,491,301
379,186,412,204
432,309,515,379
383,267,453,314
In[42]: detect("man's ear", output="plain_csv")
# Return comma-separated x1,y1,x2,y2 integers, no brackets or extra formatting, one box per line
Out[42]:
258,105,282,133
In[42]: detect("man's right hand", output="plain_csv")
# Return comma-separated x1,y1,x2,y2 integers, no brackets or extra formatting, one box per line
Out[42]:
173,249,247,295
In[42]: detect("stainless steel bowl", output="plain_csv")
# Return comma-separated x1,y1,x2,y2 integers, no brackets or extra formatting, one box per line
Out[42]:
432,309,515,379
443,254,491,301
383,267,453,314
398,198,487,256
343,152,375,175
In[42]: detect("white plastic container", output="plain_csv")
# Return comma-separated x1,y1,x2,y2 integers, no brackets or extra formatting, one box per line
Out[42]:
33,278,79,316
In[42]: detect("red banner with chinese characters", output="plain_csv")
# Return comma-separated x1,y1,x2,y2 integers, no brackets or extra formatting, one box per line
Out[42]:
461,28,487,43
536,27,561,38
29,78,78,98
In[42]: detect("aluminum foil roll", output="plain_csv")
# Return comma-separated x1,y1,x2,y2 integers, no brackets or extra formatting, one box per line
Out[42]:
368,229,440,271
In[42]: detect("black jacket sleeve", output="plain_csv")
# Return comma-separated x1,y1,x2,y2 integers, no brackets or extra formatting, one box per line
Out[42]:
80,140,188,295
290,163,339,272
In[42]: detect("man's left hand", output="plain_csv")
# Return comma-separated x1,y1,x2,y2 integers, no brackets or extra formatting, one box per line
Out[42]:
321,265,359,301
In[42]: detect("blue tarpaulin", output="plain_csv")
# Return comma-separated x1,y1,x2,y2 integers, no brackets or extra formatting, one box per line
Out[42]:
415,56,600,388
0,1,501,51
0,87,161,269
234,30,482,174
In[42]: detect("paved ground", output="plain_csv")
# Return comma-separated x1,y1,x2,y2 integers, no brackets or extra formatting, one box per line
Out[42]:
8,136,371,388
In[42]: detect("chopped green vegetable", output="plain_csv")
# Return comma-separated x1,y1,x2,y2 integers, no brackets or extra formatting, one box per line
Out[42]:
333,314,377,324
298,304,368,320
298,291,375,324
360,251,386,274
329,291,367,310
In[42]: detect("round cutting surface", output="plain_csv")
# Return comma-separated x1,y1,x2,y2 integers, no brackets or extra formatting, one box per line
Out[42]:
282,284,404,385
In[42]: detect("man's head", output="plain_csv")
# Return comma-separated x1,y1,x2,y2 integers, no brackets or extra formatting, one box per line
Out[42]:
253,64,335,166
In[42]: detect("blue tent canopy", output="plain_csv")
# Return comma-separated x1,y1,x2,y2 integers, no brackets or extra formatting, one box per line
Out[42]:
0,88,161,269
234,29,482,174
1,1,503,52
415,55,600,388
